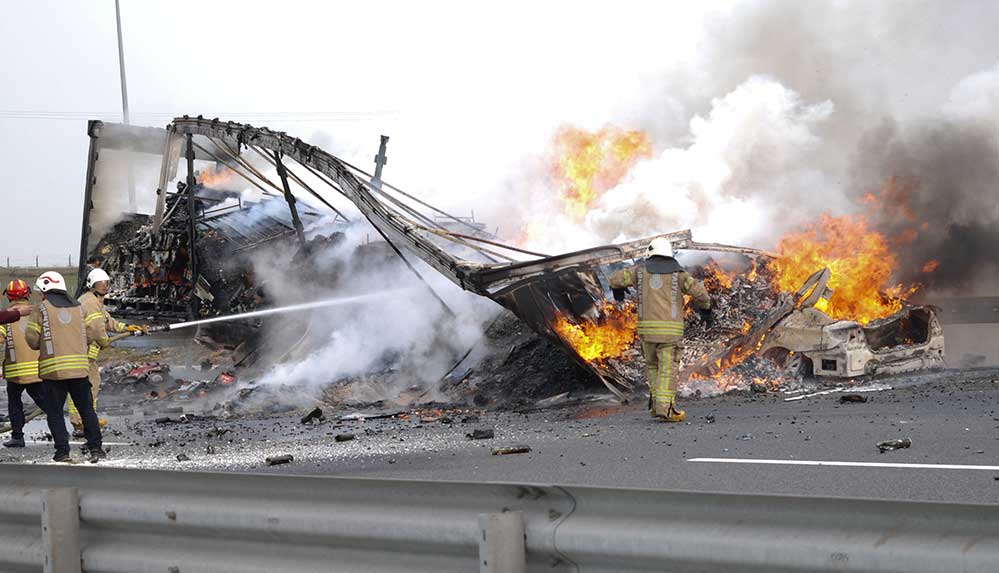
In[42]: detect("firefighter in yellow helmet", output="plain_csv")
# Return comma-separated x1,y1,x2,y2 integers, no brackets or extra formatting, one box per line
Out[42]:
25,271,106,462
609,238,712,422
1,279,72,455
71,268,146,437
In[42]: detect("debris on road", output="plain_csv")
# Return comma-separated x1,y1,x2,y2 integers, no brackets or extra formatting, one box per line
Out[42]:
840,394,868,403
736,433,754,441
492,445,531,455
334,434,355,443
176,453,190,462
300,407,324,424
877,438,912,453
266,454,294,466
466,429,495,440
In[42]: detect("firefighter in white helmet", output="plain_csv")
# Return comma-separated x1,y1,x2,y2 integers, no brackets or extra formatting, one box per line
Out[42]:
25,271,105,462
0,279,69,455
609,238,712,422
72,268,146,437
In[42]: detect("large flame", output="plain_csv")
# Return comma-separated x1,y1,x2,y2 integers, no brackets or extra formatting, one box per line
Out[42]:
770,213,919,324
549,125,652,220
553,302,638,363
199,167,236,188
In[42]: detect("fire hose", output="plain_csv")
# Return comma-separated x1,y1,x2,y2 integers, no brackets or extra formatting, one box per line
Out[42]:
144,290,409,334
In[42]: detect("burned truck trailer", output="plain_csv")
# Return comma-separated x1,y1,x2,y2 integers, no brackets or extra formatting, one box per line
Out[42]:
77,117,946,398
78,121,335,337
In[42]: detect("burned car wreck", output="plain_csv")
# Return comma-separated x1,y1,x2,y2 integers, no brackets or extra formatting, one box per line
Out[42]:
759,268,945,378
77,117,947,403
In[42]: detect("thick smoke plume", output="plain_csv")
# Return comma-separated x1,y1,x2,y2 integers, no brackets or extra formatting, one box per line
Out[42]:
487,1,999,295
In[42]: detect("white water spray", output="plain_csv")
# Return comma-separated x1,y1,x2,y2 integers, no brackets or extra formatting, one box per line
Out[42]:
150,289,410,332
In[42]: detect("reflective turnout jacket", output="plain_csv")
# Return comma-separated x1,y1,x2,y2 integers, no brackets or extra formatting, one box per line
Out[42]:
79,291,124,361
610,256,711,344
25,295,102,381
0,301,41,384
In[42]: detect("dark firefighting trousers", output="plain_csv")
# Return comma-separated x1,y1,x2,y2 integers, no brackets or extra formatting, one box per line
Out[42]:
6,380,71,453
48,377,101,454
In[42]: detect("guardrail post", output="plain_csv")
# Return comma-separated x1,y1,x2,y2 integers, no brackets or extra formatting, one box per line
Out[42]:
42,488,81,573
478,511,525,573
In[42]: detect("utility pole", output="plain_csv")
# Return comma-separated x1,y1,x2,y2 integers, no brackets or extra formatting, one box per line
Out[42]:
115,0,137,211
115,0,129,125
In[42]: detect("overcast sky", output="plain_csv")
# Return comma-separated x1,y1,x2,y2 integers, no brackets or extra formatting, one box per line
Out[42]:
0,0,716,264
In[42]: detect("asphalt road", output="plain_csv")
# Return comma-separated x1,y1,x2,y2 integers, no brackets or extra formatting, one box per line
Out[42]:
4,368,999,504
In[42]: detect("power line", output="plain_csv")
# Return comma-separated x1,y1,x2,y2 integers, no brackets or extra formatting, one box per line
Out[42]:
0,110,397,122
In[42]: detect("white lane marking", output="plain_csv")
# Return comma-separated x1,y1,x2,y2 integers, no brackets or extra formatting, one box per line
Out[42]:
688,458,999,471
25,441,131,447
783,383,893,401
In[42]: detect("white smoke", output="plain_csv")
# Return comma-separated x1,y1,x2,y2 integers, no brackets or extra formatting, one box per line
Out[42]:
588,76,837,247
512,76,839,254
943,64,999,121
250,220,498,401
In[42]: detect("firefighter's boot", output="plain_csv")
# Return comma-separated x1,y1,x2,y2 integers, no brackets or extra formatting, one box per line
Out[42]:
3,436,25,448
72,424,85,439
653,402,686,423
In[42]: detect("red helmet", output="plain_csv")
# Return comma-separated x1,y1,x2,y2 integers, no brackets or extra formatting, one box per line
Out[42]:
4,279,30,301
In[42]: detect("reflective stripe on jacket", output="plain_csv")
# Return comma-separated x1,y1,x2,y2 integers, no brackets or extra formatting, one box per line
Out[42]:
25,299,100,381
0,301,41,384
610,258,711,344
79,291,120,362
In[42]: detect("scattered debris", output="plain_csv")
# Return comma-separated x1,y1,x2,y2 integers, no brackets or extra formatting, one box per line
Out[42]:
176,453,190,462
340,411,403,422
334,434,355,443
300,407,324,424
266,454,294,466
492,445,531,455
466,429,495,440
736,433,754,441
840,394,868,403
877,438,912,453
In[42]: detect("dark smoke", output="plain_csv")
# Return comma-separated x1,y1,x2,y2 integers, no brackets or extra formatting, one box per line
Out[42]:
685,0,999,293
852,118,999,291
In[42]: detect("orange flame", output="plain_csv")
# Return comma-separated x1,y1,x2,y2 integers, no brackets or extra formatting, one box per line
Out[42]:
553,302,638,363
199,167,236,188
770,213,919,324
922,260,939,273
702,260,738,291
549,125,652,220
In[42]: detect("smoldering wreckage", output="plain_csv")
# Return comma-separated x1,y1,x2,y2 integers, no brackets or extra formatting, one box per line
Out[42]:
3,117,950,466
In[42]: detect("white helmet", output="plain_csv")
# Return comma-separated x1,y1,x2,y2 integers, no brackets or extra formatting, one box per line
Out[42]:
86,268,111,289
35,271,67,293
646,237,674,258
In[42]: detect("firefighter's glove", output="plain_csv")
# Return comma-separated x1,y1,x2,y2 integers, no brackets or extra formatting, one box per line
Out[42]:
127,325,148,336
698,308,714,328
612,288,627,303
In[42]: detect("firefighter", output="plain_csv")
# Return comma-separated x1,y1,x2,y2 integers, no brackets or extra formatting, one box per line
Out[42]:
24,271,106,462
609,238,712,422
72,268,145,436
0,279,69,454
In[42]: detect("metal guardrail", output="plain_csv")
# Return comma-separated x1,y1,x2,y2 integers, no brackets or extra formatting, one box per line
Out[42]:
1,464,997,572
